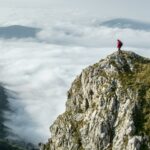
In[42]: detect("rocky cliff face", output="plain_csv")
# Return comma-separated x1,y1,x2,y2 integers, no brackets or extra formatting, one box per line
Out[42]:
43,51,150,150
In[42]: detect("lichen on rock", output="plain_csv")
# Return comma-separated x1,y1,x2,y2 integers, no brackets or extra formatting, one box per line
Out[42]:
42,51,150,150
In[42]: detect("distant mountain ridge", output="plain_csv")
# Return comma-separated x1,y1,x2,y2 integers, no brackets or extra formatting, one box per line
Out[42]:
0,25,40,39
100,18,150,31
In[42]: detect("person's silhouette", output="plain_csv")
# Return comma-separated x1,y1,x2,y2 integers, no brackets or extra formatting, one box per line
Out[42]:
117,39,123,54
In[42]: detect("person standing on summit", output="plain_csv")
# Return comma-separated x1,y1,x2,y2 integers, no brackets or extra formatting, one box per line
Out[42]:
117,39,123,54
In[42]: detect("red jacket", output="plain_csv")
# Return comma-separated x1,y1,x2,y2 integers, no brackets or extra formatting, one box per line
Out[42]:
117,40,123,49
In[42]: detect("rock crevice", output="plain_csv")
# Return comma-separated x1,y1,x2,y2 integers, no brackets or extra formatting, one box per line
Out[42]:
43,51,150,150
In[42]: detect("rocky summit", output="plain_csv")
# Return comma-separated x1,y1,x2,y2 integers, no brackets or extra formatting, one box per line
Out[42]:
42,51,150,150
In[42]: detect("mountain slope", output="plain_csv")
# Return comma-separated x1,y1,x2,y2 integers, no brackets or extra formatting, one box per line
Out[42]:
42,51,150,150
100,18,150,31
0,86,26,150
0,25,40,39
0,86,10,139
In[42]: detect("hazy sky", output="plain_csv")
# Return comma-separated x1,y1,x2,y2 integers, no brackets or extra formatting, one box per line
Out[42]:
0,0,150,21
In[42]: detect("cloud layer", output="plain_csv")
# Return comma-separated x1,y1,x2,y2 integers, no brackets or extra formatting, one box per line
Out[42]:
0,9,150,145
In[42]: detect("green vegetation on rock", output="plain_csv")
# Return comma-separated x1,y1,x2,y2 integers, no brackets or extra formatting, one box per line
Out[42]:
43,51,150,150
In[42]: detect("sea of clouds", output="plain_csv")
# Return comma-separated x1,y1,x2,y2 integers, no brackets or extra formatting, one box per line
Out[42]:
0,8,150,145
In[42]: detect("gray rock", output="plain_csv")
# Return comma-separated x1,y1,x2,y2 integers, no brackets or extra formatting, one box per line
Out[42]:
43,51,150,150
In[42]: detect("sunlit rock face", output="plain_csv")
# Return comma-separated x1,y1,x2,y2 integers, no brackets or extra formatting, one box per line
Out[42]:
43,51,150,150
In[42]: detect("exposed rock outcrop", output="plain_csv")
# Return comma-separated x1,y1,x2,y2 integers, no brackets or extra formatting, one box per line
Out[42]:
43,51,150,150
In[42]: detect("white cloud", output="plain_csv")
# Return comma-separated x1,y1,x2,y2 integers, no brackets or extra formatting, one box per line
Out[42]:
0,40,108,144
0,8,150,146
36,20,150,48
